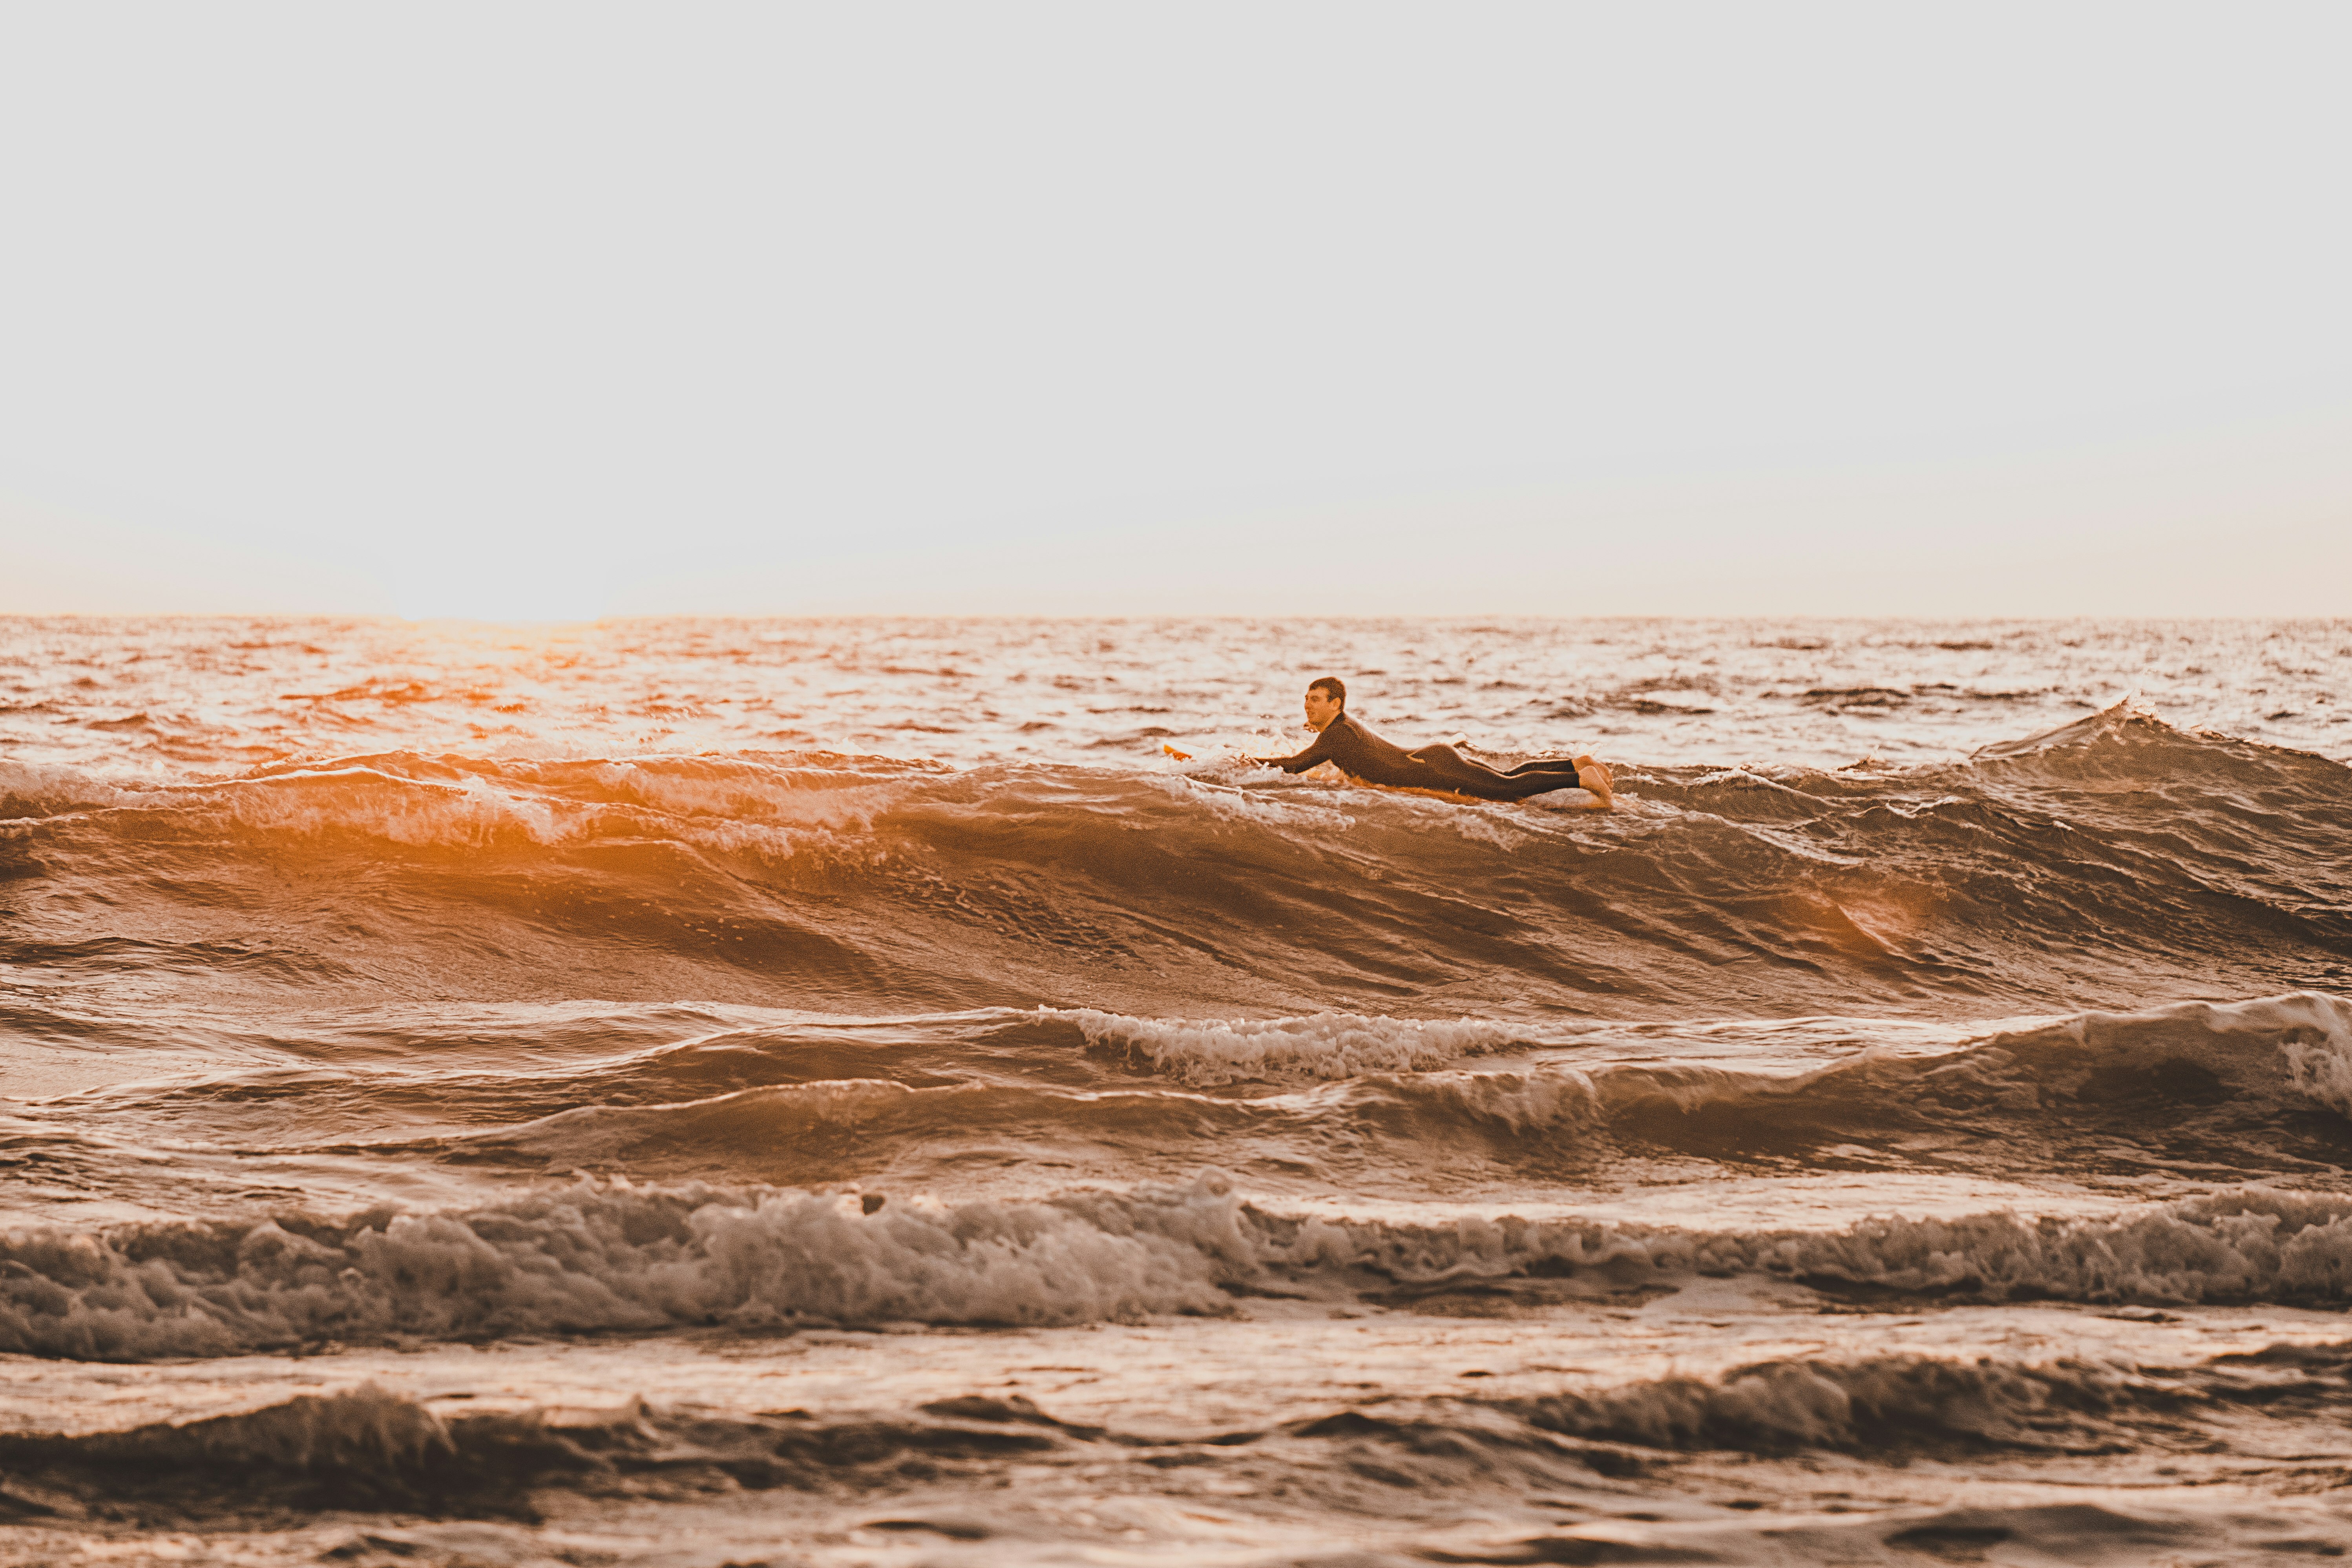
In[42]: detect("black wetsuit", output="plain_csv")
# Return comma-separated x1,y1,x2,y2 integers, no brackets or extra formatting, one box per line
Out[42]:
1261,712,1591,801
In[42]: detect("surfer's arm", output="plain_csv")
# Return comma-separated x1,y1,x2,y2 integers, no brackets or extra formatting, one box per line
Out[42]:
1254,730,1337,773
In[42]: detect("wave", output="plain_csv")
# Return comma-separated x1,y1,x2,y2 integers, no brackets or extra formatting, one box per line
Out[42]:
478,992,2352,1182
40,992,2344,1192
0,1384,1078,1521
16,1163,2352,1362
0,1172,1248,1361
1459,1343,2350,1458
6,1338,2350,1531
5,705,2348,1021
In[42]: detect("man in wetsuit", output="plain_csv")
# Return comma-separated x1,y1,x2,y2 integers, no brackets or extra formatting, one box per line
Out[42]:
1252,677,1614,806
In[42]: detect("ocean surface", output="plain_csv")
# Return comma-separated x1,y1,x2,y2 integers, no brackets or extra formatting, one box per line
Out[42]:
3,615,2350,1567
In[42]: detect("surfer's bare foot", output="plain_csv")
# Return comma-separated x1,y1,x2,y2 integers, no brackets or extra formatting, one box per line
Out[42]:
1574,754,1614,805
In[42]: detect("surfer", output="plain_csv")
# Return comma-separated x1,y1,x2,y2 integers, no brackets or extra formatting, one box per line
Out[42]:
1250,678,1614,806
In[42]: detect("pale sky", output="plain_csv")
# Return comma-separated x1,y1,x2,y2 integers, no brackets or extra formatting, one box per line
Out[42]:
3,3,2347,621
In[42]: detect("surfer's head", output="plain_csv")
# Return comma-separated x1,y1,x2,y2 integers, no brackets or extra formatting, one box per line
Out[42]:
1304,677,1346,731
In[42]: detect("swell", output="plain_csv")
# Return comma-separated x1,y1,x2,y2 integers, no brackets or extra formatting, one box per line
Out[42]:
415,990,2352,1195
6,1340,2350,1522
0,1385,1087,1522
37,994,2352,1196
5,705,2348,1021
14,1168,2352,1362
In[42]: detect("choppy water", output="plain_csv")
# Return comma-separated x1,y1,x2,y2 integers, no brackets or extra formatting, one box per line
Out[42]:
3,615,2350,1566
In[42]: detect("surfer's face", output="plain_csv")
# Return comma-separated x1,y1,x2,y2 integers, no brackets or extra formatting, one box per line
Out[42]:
1302,688,1342,731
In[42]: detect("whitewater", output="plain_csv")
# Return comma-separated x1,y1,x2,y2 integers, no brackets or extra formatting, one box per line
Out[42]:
2,615,2349,1566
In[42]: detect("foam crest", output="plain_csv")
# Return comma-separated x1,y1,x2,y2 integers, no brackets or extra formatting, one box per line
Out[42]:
4,750,928,860
1063,1008,1522,1086
19,1172,2352,1363
213,767,580,849
1968,993,2352,1117
1146,772,1359,831
1247,1186,2352,1307
541,754,921,827
0,758,146,818
0,1173,1245,1361
2267,995,2352,1116
1370,1068,1603,1132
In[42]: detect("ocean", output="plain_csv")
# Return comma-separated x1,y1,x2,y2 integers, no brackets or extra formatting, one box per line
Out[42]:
3,614,2349,1566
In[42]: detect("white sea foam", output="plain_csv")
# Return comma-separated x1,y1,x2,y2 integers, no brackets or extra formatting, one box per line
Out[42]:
2263,995,2352,1116
1061,1008,1523,1086
1371,1068,1603,1132
1247,1185,2352,1306
0,1173,1247,1361
13,1174,2352,1362
1148,771,1359,832
1959,993,2352,1118
1433,803,1536,849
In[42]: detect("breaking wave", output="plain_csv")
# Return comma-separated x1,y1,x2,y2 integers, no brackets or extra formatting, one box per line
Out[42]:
16,1166,2352,1362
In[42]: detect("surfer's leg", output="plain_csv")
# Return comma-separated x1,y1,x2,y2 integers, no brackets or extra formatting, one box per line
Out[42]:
1439,771,1574,802
1413,743,1613,805
1501,754,1614,803
1518,761,1614,804
1495,769,1613,805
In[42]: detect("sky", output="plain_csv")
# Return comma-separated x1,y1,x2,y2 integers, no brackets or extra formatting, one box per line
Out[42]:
2,3,2347,621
